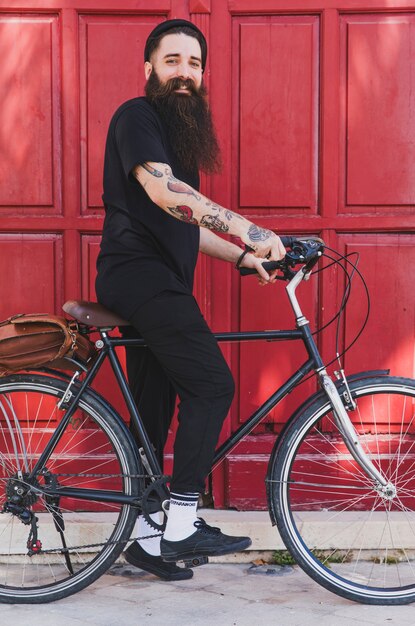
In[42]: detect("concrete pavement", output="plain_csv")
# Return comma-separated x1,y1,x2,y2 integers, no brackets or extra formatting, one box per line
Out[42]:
4,560,414,626
3,510,415,625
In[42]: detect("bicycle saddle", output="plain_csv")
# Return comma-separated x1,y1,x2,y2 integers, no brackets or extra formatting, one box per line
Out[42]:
62,300,130,328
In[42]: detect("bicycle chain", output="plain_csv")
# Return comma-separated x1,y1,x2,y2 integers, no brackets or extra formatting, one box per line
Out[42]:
35,472,166,554
4,473,166,554
53,473,162,479
36,533,163,554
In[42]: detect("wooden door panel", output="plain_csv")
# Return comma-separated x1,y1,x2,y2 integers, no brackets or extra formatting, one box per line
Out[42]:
234,16,319,212
339,234,415,380
0,14,61,213
79,14,163,213
0,234,63,318
340,14,415,209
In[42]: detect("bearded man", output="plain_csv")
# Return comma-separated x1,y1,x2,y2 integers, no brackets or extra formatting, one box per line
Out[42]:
96,19,285,581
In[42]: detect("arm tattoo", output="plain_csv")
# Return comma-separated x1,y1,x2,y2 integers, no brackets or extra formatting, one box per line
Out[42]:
165,174,235,233
247,224,274,242
201,215,229,233
142,163,163,177
206,202,244,221
168,179,201,200
205,201,221,211
168,205,198,224
169,204,229,232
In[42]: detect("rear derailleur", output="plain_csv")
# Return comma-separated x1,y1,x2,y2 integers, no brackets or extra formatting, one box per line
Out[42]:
2,497,42,556
1,470,62,556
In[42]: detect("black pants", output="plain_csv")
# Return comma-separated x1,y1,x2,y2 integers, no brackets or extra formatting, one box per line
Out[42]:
123,292,235,493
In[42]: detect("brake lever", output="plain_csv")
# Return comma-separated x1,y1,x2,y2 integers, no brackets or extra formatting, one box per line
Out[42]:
239,259,297,279
238,238,323,279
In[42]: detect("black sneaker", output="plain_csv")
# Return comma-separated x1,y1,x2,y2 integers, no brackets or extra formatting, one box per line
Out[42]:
124,541,193,581
160,518,252,562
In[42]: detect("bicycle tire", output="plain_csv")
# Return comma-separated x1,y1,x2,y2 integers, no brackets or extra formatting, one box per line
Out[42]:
0,373,142,603
267,375,415,605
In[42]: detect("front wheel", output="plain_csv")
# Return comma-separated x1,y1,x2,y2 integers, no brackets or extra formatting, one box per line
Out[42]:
0,373,142,603
268,376,415,605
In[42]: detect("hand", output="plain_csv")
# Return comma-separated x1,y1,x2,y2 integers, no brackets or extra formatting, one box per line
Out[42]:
238,252,281,286
241,224,286,261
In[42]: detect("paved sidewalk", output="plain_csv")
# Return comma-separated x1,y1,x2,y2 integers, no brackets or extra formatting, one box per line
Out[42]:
4,561,414,626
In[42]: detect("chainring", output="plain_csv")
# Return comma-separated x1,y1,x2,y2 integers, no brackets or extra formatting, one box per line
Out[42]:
140,476,170,531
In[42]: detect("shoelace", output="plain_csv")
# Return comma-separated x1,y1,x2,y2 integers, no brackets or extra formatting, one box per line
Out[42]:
193,518,221,535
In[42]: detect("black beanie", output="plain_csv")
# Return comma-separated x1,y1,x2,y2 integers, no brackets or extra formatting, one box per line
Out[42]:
144,19,207,70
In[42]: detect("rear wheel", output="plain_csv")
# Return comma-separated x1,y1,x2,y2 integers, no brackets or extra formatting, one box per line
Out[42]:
0,373,141,603
268,376,415,604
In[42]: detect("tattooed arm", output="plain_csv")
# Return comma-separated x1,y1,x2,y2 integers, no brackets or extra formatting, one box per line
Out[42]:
199,228,244,263
199,229,276,282
133,162,285,261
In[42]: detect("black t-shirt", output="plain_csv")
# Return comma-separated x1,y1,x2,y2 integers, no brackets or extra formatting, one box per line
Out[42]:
95,97,200,319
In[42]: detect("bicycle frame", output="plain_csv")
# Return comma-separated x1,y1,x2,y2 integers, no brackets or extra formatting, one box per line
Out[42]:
29,264,390,506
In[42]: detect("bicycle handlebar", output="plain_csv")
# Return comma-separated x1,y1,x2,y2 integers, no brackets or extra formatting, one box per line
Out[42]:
239,236,325,279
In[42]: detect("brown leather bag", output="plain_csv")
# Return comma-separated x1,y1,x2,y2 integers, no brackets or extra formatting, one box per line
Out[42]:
0,314,97,376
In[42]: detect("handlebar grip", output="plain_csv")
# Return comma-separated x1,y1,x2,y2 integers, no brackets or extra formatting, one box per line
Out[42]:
279,236,296,248
239,261,281,276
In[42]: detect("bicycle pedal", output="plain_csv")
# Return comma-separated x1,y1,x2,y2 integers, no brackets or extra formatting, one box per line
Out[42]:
183,556,209,568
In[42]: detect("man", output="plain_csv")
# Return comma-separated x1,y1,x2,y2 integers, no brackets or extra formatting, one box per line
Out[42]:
96,19,285,581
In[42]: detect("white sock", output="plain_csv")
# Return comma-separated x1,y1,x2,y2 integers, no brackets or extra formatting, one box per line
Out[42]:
136,513,162,556
162,492,199,542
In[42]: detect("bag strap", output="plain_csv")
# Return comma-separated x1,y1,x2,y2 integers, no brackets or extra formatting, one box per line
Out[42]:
0,313,51,328
14,313,65,325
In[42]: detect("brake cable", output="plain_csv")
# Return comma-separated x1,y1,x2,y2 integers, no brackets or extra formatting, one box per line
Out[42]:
284,242,371,385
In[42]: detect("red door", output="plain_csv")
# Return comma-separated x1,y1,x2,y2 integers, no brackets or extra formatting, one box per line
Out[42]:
1,0,415,509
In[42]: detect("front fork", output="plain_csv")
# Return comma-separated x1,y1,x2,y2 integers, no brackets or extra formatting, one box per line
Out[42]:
318,370,396,498
286,267,394,498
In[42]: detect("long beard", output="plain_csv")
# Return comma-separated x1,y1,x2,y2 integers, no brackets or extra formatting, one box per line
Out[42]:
145,72,221,175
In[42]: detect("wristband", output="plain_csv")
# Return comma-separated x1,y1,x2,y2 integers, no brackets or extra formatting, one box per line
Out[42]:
235,249,249,270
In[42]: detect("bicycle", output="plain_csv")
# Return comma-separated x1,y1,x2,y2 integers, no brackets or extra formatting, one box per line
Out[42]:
0,236,415,605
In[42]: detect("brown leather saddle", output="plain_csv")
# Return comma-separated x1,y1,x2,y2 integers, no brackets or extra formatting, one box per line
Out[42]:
62,300,130,328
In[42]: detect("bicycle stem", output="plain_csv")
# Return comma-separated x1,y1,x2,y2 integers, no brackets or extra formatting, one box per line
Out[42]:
285,264,389,489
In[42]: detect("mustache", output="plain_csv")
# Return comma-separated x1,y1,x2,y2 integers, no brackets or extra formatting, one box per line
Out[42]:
146,76,199,99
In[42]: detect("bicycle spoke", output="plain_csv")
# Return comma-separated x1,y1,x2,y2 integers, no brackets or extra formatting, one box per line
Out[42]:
271,379,415,603
0,375,139,601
